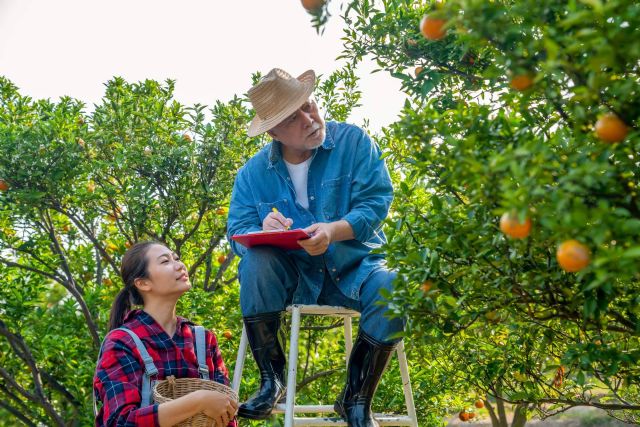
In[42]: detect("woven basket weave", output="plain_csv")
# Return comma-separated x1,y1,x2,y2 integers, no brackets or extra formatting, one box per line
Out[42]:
153,376,238,427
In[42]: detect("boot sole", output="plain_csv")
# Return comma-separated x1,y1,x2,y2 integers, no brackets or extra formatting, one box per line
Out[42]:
238,406,275,420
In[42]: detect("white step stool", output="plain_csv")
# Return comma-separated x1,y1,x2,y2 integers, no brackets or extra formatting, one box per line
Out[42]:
231,304,418,427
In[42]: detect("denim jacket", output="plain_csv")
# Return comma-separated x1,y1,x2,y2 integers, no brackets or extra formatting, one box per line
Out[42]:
227,121,393,301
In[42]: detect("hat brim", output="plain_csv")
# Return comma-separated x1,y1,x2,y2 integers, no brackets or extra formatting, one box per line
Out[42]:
247,70,316,137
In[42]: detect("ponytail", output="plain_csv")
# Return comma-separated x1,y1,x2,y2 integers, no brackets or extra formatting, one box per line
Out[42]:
108,288,134,331
106,241,163,331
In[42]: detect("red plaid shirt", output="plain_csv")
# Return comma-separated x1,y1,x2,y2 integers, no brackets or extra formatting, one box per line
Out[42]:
94,310,237,427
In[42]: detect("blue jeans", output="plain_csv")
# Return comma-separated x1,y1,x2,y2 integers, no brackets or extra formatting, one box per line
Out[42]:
238,247,405,344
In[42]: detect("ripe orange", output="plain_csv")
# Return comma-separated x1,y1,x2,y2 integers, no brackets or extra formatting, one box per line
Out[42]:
595,113,628,143
553,366,565,388
0,179,9,192
421,280,433,292
468,412,476,419
459,411,470,421
509,74,534,91
216,208,227,216
223,330,233,340
420,15,446,40
500,212,532,239
415,66,424,77
475,399,484,409
556,240,590,272
217,255,227,264
301,0,325,12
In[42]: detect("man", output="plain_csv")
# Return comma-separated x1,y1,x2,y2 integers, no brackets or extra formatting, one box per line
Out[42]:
227,68,404,427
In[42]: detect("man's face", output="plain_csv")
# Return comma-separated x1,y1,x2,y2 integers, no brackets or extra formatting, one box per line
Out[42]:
268,99,326,153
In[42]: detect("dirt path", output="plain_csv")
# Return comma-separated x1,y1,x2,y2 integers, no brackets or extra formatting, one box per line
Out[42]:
445,406,636,426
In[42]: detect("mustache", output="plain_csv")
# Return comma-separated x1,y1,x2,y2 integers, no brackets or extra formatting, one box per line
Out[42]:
307,123,321,137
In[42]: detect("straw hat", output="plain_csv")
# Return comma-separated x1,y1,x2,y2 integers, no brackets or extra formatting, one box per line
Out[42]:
247,68,316,137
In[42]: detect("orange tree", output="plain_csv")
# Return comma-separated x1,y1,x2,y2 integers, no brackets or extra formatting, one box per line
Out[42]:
332,0,640,425
0,76,253,424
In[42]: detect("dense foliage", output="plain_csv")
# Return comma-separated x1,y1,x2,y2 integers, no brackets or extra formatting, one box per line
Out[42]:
332,0,639,425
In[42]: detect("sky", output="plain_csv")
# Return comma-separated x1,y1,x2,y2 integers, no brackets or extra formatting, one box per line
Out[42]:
0,0,407,132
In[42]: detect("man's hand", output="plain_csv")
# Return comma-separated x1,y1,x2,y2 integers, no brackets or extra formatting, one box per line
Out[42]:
263,211,293,231
299,222,334,256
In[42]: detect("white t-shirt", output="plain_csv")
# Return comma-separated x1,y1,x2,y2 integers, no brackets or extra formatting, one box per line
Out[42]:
284,157,312,209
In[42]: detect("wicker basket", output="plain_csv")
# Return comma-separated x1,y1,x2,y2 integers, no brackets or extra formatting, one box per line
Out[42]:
153,376,238,427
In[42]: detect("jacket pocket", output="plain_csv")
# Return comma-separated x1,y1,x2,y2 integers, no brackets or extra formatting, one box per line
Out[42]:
321,174,351,220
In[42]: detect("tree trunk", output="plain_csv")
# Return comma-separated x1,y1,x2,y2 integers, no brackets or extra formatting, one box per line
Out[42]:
511,403,528,427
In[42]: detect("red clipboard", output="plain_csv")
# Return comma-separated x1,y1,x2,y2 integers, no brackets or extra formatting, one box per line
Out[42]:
231,229,311,251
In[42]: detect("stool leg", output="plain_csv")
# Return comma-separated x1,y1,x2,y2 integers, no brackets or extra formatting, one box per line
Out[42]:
284,306,301,427
231,325,248,394
396,340,418,427
343,315,353,370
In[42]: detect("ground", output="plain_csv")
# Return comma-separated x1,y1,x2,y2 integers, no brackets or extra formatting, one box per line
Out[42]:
446,407,636,426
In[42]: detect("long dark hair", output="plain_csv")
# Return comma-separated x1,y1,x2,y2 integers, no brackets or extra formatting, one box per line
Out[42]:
107,241,164,331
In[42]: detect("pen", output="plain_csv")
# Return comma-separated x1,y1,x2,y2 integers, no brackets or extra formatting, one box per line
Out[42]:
272,207,291,230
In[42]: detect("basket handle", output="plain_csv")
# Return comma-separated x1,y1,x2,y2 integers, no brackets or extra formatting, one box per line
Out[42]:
167,376,177,399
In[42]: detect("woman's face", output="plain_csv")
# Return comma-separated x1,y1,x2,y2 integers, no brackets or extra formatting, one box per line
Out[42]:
138,244,191,298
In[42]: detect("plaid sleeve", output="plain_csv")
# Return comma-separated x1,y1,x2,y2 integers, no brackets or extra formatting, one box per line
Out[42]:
94,331,160,427
206,330,237,427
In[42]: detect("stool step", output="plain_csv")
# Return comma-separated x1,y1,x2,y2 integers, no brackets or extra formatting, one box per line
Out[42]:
292,415,415,426
273,404,335,414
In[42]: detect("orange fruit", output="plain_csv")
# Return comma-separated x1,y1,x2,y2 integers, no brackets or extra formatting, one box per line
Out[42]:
475,399,484,409
62,224,71,233
421,280,433,292
223,330,233,340
420,15,447,40
459,411,470,421
595,113,628,143
0,179,9,192
499,212,532,239
415,66,424,77
216,208,227,216
217,255,227,264
557,240,590,272
509,74,534,91
301,0,325,12
468,412,476,419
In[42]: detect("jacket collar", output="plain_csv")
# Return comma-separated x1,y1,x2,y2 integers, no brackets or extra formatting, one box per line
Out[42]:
267,122,335,169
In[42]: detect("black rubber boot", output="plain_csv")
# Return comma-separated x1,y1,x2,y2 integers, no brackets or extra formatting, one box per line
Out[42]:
334,331,397,427
238,311,287,420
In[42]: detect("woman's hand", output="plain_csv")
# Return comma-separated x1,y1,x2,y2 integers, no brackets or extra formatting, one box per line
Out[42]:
199,390,238,426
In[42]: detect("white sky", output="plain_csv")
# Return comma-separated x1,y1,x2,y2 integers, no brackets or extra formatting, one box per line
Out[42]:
0,0,406,131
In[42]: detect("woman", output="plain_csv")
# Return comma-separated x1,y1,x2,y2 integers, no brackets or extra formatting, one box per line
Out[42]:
93,241,238,426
